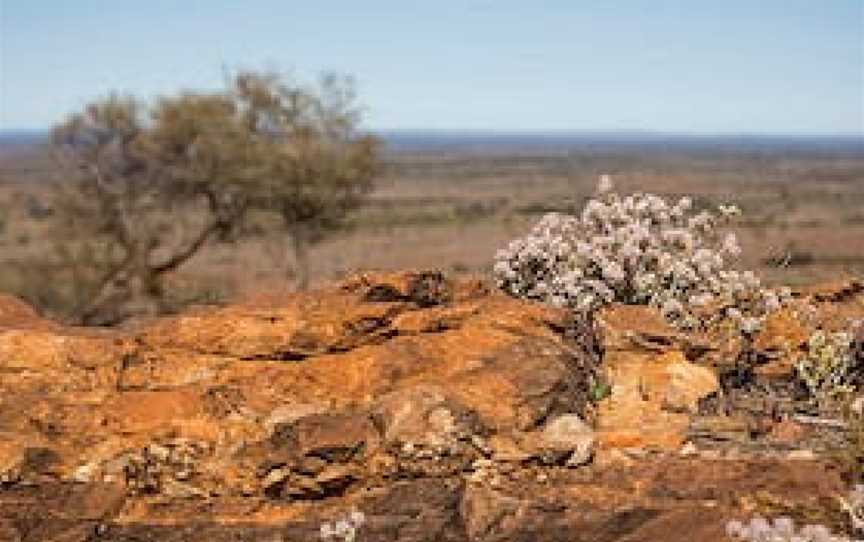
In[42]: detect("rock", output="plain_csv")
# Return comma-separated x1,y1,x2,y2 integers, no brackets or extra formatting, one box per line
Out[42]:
484,414,595,467
1,272,862,540
679,441,698,456
263,402,327,434
851,395,864,416
597,304,680,352
71,462,98,483
799,278,864,303
372,385,479,455
533,414,595,466
768,420,807,444
0,441,24,484
281,411,378,463
460,483,523,540
597,349,718,451
312,464,358,495
786,449,817,461
0,294,52,329
751,309,811,380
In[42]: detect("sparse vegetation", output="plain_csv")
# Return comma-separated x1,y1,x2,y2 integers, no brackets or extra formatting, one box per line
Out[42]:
493,175,790,330
231,71,379,289
13,69,378,324
796,329,857,406
1,129,862,323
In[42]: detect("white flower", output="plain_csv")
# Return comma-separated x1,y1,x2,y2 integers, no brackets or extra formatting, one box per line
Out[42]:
493,183,779,330
721,233,741,257
597,174,613,194
739,317,761,334
320,523,335,540
763,291,781,312
718,204,740,217
601,261,625,282
349,510,366,526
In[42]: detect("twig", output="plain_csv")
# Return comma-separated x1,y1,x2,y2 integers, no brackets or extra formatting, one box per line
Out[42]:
791,414,848,429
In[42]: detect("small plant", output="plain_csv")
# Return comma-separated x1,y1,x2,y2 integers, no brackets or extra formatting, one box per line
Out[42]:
493,175,788,330
320,509,366,542
839,485,864,535
796,330,856,405
589,380,612,402
835,398,864,486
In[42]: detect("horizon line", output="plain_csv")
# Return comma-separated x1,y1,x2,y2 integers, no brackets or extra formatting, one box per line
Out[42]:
1,127,863,139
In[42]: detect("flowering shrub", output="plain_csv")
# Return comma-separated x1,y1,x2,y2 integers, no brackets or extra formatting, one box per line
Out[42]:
493,175,789,330
320,509,366,541
725,516,853,542
796,329,856,404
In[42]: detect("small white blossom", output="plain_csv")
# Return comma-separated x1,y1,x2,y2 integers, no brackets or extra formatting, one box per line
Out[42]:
597,174,613,194
493,176,784,330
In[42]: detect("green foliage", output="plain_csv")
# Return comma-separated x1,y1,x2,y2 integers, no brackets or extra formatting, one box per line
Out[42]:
589,381,611,402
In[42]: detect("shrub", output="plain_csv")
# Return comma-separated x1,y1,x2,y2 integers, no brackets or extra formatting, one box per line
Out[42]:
835,387,864,485
493,175,789,330
796,329,856,405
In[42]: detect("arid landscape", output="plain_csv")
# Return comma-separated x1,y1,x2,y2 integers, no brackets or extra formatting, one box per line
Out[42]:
2,135,863,314
0,269,862,541
0,134,863,541
2,2,862,540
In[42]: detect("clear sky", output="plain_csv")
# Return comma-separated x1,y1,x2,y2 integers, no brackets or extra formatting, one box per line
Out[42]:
1,0,862,134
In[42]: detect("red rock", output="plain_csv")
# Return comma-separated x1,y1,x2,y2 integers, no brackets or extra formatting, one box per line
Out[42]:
0,272,860,540
768,419,808,444
597,347,718,451
0,293,53,329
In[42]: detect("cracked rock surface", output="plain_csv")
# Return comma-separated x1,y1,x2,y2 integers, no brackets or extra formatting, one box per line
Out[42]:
1,272,861,541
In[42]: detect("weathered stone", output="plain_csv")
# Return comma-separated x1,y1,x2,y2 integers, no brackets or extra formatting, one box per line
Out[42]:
0,294,53,329
597,349,718,451
768,419,808,444
597,304,680,352
540,414,595,466
751,309,811,380
372,386,478,454
0,440,24,484
0,272,861,540
495,414,596,467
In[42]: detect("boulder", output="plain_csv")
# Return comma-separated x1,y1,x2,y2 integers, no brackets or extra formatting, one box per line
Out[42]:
596,306,719,451
0,271,598,500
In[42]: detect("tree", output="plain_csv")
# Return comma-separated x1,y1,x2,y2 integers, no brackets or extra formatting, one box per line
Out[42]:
49,93,253,322
230,71,379,288
45,69,378,324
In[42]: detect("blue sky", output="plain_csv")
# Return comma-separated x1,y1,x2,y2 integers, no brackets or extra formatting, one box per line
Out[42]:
1,0,862,134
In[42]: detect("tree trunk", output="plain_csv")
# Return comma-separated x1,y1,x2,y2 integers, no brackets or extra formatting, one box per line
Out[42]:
288,225,311,291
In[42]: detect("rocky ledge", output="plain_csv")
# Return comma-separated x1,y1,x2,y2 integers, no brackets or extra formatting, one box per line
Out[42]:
0,271,861,541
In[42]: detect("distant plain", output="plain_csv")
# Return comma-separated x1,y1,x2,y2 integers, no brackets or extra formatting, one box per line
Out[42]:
1,131,862,315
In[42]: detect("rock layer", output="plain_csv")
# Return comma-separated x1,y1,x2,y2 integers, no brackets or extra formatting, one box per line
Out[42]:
1,272,862,541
